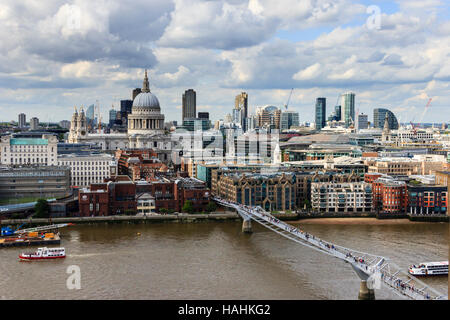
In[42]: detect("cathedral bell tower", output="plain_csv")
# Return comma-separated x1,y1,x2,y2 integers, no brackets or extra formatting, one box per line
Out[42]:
68,107,78,143
382,113,390,143
77,107,87,138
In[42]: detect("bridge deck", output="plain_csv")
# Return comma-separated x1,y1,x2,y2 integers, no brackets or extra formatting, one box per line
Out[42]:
214,197,447,300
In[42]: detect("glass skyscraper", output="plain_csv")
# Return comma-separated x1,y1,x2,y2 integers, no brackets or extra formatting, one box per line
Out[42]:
373,108,399,130
235,92,248,132
109,108,117,126
281,110,299,130
315,97,326,130
182,89,196,122
342,92,355,127
86,104,95,121
334,105,341,121
357,113,368,130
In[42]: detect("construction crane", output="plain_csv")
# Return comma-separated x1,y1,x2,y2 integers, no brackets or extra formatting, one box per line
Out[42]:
410,121,417,135
417,98,432,128
284,88,294,110
335,93,342,107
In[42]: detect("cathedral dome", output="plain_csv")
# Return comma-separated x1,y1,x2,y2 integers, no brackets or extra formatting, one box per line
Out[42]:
132,92,160,110
131,69,161,112
128,69,165,135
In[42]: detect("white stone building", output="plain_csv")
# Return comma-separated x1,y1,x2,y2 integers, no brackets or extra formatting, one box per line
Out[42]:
136,192,156,215
57,153,117,187
311,181,373,213
67,70,175,162
0,134,58,166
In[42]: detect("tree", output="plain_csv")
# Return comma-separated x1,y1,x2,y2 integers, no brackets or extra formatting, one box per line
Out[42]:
206,201,217,212
159,208,168,214
34,199,50,218
182,200,194,214
302,199,312,211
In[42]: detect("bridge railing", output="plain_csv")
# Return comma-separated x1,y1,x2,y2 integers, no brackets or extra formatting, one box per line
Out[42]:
213,197,447,300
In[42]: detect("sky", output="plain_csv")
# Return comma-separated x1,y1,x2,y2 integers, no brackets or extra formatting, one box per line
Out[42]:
0,0,449,124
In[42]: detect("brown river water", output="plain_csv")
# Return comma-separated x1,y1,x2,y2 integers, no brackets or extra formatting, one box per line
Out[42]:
0,219,447,300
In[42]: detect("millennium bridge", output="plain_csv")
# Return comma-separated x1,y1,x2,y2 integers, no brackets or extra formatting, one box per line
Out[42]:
214,197,447,300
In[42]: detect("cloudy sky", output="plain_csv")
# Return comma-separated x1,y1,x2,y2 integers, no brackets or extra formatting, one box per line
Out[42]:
0,0,449,124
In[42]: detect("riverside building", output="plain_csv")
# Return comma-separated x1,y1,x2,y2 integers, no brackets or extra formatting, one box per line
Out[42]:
0,166,71,201
214,169,361,212
57,153,117,188
0,133,58,166
311,181,373,213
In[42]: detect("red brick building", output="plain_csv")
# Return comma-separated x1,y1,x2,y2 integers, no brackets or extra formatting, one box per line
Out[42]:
136,179,178,212
79,172,211,215
135,176,211,213
115,149,168,181
78,175,136,216
372,177,408,214
408,185,448,215
78,189,109,216
364,172,384,184
174,178,211,212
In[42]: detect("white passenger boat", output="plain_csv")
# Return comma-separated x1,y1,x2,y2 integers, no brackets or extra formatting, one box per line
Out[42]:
19,247,66,261
408,261,448,276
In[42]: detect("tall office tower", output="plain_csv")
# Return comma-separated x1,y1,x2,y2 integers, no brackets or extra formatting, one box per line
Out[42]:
315,97,326,130
273,109,281,129
85,104,97,129
120,100,133,126
18,113,26,128
232,108,241,125
246,116,256,131
235,92,248,131
373,108,399,130
182,89,196,122
132,88,142,100
255,105,281,129
30,117,39,130
281,110,300,130
109,106,117,127
198,112,209,120
335,105,341,121
357,113,368,130
86,104,95,121
115,111,122,124
59,120,71,129
341,92,355,127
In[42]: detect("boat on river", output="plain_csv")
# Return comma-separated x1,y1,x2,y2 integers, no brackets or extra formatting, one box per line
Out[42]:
19,247,66,261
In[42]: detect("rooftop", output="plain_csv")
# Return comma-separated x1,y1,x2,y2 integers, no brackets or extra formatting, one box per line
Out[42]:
10,138,48,145
284,133,351,145
58,153,113,159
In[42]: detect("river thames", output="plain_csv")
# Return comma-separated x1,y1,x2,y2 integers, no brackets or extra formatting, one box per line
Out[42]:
0,219,447,300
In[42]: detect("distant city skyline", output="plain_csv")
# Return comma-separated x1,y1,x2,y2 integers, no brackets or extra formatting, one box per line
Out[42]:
0,0,448,124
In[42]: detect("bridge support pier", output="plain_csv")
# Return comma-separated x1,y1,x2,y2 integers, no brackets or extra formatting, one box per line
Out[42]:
358,280,375,300
242,219,252,233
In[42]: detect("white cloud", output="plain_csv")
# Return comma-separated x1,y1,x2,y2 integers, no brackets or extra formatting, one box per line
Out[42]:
0,0,448,123
293,63,322,80
158,0,276,50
